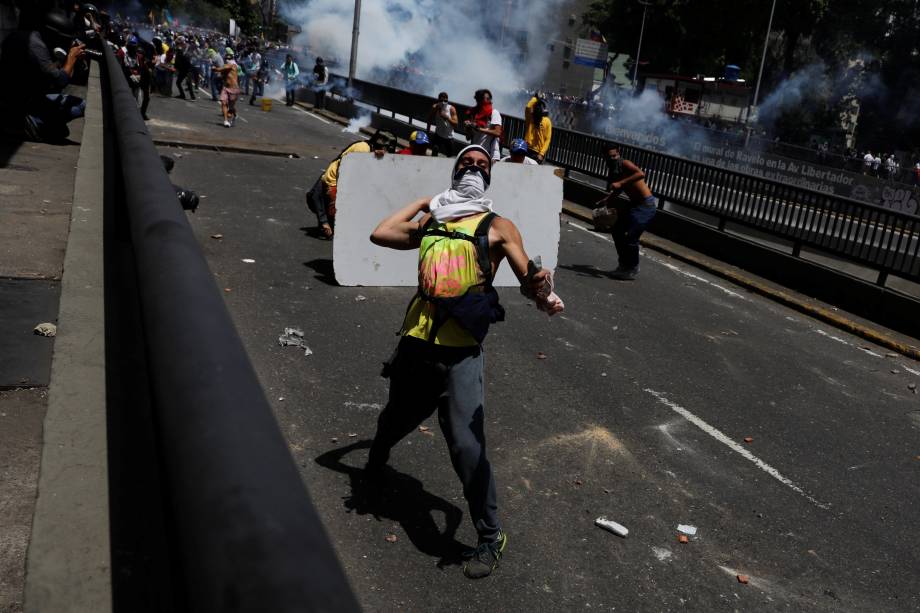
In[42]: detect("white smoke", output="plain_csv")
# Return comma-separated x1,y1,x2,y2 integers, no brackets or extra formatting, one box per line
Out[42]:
342,111,372,133
755,62,828,126
282,0,568,109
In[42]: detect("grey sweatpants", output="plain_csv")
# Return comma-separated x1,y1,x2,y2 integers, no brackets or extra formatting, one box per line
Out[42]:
368,336,501,542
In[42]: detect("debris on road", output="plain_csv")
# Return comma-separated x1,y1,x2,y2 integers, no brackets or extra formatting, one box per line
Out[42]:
278,327,313,356
348,432,358,438
224,288,232,292
331,437,339,443
886,353,899,358
737,574,750,584
384,534,398,543
355,295,367,302
594,517,628,538
536,352,547,360
909,383,917,394
278,397,285,401
743,436,753,444
891,369,900,374
677,524,697,536
574,479,583,486
418,426,434,436
678,534,689,544
242,258,256,264
210,233,223,240
33,323,57,337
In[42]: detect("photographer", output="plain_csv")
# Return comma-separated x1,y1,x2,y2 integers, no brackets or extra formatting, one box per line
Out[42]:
426,91,458,157
0,9,86,142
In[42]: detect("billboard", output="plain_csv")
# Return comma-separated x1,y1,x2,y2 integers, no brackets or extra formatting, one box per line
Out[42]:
574,38,608,69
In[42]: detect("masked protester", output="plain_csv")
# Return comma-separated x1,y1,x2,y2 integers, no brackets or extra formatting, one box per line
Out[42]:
523,94,552,164
463,89,502,161
367,144,563,580
598,142,658,280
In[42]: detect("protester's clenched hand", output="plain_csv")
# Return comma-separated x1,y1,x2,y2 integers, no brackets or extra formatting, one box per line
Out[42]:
322,223,333,238
68,43,86,61
529,268,550,296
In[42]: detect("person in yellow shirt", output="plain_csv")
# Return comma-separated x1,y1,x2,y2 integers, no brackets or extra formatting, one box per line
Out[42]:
523,94,552,164
307,130,395,238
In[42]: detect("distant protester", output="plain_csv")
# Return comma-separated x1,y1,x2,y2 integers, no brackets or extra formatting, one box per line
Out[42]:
523,94,552,164
312,57,329,109
501,139,538,165
427,92,458,157
398,131,430,156
283,54,299,106
0,9,87,142
598,142,657,280
217,49,240,127
464,89,502,161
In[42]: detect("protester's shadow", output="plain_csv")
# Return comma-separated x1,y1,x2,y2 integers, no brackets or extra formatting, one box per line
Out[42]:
557,263,609,279
315,440,468,568
299,225,329,240
303,258,338,286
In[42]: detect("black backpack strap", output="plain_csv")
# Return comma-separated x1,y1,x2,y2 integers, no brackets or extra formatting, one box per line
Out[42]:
473,213,498,284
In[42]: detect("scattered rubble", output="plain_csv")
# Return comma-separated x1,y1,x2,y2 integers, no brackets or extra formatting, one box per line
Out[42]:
677,524,697,536
210,233,223,240
278,327,313,356
384,534,398,543
737,574,750,584
33,323,57,337
594,517,628,538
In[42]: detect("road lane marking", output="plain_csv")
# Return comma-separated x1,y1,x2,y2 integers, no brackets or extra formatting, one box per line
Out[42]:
282,101,332,124
812,329,883,358
644,388,831,510
566,220,747,299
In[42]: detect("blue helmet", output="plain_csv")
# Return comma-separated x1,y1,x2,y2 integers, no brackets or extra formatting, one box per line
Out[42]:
510,138,528,154
413,131,430,145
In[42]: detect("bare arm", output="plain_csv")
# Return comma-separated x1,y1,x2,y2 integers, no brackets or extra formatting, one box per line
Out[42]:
370,197,432,250
610,159,645,190
448,105,459,128
490,217,549,292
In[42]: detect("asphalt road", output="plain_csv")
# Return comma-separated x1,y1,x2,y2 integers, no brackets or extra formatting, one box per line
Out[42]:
151,93,920,612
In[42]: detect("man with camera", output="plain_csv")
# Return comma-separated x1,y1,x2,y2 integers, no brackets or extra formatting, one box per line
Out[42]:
0,9,87,142
426,91,458,157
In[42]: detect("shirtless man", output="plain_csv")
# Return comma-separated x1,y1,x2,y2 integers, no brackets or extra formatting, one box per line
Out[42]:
367,144,561,579
598,142,657,280
217,49,240,128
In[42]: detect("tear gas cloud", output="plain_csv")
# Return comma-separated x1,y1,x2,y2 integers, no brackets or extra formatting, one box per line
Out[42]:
282,0,567,109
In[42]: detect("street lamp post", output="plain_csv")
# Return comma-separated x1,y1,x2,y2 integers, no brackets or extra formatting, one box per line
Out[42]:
745,0,777,146
632,0,652,89
348,0,361,92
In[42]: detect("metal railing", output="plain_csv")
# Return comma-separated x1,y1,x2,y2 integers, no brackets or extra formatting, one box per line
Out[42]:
101,46,360,612
326,74,920,285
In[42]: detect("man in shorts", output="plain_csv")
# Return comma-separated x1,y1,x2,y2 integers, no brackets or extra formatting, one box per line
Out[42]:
217,49,240,128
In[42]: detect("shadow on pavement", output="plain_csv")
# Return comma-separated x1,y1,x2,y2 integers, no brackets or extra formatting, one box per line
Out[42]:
303,258,339,286
315,440,468,568
0,139,24,168
558,263,610,279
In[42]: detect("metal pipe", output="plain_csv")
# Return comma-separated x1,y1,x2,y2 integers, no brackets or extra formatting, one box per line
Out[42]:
348,0,361,92
745,0,777,145
632,0,652,89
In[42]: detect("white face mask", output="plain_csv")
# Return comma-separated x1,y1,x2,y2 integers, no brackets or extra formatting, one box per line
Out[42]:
452,167,488,199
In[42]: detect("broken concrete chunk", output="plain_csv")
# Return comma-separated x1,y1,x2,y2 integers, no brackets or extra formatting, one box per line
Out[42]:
33,323,57,337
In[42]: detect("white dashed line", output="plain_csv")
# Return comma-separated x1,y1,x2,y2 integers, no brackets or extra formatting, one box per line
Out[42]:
812,329,883,358
645,388,831,510
566,220,747,299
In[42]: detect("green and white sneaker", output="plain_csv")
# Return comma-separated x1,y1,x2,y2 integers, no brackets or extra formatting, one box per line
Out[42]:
463,531,507,579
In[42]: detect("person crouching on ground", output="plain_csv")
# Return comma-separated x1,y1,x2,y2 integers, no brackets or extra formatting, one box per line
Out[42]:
366,145,563,579
598,142,657,280
309,131,395,238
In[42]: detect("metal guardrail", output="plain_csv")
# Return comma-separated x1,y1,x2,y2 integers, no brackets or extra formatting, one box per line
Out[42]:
327,74,920,285
101,46,360,612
